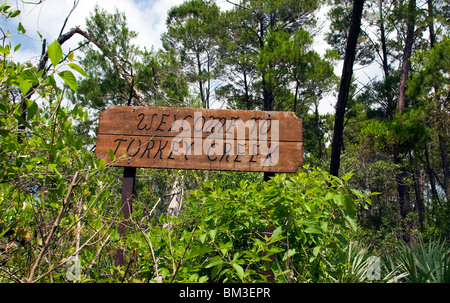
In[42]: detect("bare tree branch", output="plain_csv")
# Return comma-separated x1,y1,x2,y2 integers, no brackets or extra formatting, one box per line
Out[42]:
21,24,147,136
129,215,160,280
225,0,248,10
27,171,81,283
31,202,122,283
0,267,23,283
68,27,147,107
58,0,80,38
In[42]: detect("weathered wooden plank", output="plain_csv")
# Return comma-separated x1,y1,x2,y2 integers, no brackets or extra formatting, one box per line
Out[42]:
96,134,303,172
95,106,303,173
97,106,302,142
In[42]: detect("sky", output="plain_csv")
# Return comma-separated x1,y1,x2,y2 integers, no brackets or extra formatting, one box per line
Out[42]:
1,0,382,114
4,0,196,62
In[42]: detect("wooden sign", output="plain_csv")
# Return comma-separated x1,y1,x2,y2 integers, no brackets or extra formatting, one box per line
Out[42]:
95,106,303,173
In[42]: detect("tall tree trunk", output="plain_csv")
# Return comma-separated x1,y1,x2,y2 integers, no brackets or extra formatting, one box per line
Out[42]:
293,81,299,114
329,0,365,177
427,0,436,48
262,76,274,111
394,0,417,245
257,12,274,112
394,153,412,243
425,145,440,204
206,55,211,109
315,102,323,161
243,68,251,110
379,0,389,79
427,0,449,199
397,0,416,114
413,164,425,232
438,132,449,199
377,0,397,118
196,52,206,108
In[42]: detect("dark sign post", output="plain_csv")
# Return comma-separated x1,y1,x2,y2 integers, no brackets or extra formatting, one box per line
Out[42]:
95,106,303,276
114,166,136,268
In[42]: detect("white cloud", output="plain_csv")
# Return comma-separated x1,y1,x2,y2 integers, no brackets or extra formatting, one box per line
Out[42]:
10,0,185,62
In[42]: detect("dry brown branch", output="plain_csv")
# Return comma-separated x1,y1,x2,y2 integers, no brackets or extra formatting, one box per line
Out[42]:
67,27,147,107
129,216,160,280
27,171,81,282
30,204,122,283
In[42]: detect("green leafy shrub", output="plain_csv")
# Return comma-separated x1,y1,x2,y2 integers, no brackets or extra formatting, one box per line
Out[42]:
0,7,124,282
128,167,374,282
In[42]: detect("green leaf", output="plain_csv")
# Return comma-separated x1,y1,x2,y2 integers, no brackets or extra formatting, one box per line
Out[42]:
343,195,356,216
68,51,75,61
349,188,364,201
199,233,207,243
204,255,225,269
48,40,63,67
303,218,322,234
203,181,213,189
199,276,208,283
211,262,224,279
71,104,81,117
17,22,26,34
312,246,320,257
63,119,72,130
269,226,283,243
57,157,72,164
99,159,106,171
188,244,212,259
334,233,348,246
217,241,233,256
109,149,116,161
46,74,58,90
343,211,357,231
283,248,297,261
53,167,62,179
27,99,38,120
342,172,353,182
21,68,38,83
18,78,31,95
209,229,217,241
9,9,20,18
58,70,77,91
13,114,31,129
82,109,88,122
0,45,9,55
31,156,46,163
68,63,87,77
231,263,244,281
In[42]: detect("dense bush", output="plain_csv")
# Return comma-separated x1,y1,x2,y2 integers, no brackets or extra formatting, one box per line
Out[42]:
123,167,375,282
